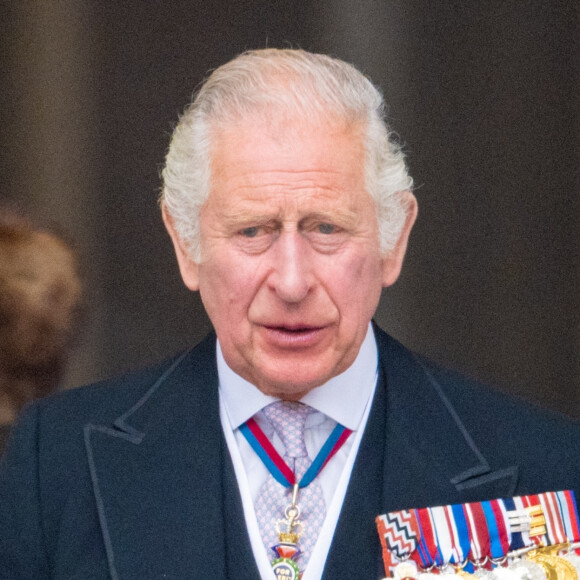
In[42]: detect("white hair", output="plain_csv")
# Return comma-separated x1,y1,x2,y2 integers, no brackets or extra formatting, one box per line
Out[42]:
161,48,413,261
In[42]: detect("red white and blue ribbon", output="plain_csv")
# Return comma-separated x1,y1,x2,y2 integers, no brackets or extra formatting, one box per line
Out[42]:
430,504,469,566
431,506,456,567
556,490,580,546
513,495,535,549
376,490,579,577
481,499,511,561
412,507,441,568
539,491,568,546
448,502,471,567
240,417,352,488
503,496,527,551
464,501,492,567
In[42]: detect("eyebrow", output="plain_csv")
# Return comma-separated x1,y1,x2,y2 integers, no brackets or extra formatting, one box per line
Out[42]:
221,213,281,229
299,210,358,225
220,209,359,234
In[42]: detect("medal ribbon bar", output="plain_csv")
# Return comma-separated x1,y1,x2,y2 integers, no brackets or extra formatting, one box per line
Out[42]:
376,490,580,579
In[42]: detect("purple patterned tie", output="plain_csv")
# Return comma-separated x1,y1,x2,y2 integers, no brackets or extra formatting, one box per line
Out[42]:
254,401,326,569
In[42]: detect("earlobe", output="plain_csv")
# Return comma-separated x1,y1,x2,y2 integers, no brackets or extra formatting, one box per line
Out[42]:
161,204,200,291
381,191,418,287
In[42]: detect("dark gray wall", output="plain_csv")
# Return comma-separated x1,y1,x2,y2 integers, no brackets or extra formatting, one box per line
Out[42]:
2,1,578,415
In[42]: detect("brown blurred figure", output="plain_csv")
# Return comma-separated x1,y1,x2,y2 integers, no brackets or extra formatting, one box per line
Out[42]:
0,210,83,455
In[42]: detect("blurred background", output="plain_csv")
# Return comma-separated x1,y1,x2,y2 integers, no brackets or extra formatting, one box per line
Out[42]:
1,1,578,415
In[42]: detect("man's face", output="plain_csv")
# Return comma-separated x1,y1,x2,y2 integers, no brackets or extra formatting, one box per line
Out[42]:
165,116,415,400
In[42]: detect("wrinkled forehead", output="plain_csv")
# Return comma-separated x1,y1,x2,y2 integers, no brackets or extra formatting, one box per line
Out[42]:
209,109,365,151
202,116,374,233
202,114,373,230
207,96,365,143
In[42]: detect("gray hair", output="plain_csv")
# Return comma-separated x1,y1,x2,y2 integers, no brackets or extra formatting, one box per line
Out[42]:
161,48,413,261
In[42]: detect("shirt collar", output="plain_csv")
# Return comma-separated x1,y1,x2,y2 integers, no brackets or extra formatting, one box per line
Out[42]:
218,323,378,432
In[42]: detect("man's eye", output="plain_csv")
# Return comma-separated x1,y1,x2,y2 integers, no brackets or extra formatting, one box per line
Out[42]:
240,226,259,238
318,223,336,234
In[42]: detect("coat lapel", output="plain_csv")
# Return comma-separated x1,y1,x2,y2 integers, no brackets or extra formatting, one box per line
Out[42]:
84,335,258,580
323,365,388,579
325,327,518,578
376,328,518,510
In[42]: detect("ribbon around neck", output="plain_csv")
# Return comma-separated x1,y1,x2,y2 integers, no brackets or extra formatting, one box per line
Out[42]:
240,416,352,488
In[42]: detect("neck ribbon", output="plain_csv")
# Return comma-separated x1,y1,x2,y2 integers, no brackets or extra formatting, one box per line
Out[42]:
240,414,352,488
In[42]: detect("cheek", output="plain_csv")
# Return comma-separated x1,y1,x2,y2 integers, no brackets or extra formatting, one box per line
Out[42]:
198,253,262,319
329,255,383,315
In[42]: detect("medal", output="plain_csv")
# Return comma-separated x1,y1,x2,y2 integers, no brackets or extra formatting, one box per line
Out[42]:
464,501,492,572
505,558,547,580
526,547,567,580
376,509,420,578
240,416,352,573
393,561,420,580
436,503,473,576
483,499,512,564
556,491,580,548
449,503,473,575
413,507,442,571
555,491,580,576
529,492,579,580
431,505,455,569
270,484,303,580
562,547,580,578
377,491,578,579
506,497,547,578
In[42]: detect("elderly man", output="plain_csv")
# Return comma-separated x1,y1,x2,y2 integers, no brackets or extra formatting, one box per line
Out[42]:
1,49,579,580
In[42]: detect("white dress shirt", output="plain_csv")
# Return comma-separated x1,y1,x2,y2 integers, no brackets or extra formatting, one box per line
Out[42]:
218,323,378,579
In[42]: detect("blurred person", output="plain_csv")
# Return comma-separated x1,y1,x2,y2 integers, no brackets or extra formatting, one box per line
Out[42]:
0,49,579,580
0,209,83,454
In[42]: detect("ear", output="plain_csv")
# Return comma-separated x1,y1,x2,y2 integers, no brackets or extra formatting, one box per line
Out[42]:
381,191,418,287
162,204,200,291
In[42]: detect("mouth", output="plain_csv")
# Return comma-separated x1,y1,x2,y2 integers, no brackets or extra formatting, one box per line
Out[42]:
260,324,327,347
265,325,321,333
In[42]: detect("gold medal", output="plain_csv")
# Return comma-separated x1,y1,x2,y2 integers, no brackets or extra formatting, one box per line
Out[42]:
527,545,578,580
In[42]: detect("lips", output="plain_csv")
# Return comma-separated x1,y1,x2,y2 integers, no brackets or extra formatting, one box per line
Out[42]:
266,325,321,332
260,324,328,348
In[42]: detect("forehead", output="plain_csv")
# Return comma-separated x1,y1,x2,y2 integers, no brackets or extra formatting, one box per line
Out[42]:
207,116,369,208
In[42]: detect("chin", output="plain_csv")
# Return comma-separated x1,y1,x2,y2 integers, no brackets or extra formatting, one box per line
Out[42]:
255,368,328,400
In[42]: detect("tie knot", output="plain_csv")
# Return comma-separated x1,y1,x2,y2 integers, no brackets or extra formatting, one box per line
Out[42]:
262,401,313,458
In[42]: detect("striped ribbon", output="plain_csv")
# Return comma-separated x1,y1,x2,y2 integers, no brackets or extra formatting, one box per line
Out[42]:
503,497,529,550
430,503,472,569
481,499,511,561
520,494,544,546
449,503,471,567
376,490,579,576
539,491,568,546
464,501,492,567
240,417,352,488
431,506,454,566
557,490,580,545
513,495,534,549
376,509,420,576
413,507,441,568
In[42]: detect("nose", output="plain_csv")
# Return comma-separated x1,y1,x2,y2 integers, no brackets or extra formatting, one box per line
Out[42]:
268,230,312,303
